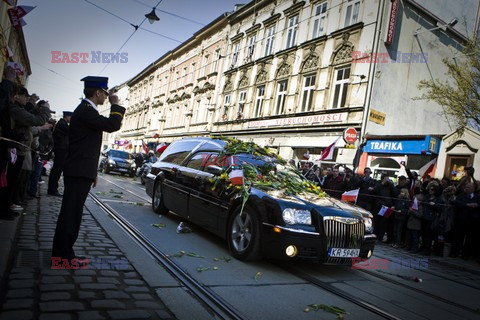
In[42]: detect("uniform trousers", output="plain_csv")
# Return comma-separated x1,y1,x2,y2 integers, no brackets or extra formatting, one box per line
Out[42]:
48,150,68,194
52,176,92,259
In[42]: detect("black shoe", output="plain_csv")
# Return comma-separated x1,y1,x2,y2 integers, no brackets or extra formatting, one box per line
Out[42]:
27,193,40,199
48,191,63,197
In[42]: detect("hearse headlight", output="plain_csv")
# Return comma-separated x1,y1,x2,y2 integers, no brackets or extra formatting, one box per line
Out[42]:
282,208,311,225
363,217,373,233
108,159,116,165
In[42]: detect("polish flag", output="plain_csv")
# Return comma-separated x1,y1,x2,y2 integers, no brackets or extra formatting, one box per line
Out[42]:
418,158,437,180
318,137,341,161
229,169,244,186
411,197,419,211
378,205,394,218
341,189,359,203
7,6,36,28
156,143,167,153
142,140,149,154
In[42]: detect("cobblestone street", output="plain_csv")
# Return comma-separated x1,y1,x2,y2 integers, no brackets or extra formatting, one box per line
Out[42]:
0,183,175,320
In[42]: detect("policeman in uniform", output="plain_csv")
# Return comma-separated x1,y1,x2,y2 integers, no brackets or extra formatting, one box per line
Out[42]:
52,76,126,260
48,111,73,196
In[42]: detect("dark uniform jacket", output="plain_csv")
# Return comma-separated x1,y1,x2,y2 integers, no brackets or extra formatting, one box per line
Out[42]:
52,118,70,152
63,100,125,181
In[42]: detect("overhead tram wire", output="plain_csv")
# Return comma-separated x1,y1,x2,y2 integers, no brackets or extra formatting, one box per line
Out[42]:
83,0,183,74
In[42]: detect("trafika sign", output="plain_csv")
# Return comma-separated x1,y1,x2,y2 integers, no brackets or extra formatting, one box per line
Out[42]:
343,127,358,144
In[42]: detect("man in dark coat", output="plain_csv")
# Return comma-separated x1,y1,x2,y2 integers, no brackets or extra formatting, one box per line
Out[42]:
52,76,126,261
373,173,396,242
452,182,480,259
354,167,376,212
47,111,72,196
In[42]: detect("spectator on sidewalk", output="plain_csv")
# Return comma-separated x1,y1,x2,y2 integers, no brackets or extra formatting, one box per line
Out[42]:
407,186,424,253
451,182,480,259
354,167,376,212
393,188,410,248
421,182,444,256
373,173,396,243
52,76,126,261
48,111,72,196
324,166,347,199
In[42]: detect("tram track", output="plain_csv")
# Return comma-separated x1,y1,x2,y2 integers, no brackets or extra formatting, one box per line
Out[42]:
89,191,246,320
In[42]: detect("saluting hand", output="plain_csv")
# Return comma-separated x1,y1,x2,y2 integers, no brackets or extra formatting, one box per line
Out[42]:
108,91,119,105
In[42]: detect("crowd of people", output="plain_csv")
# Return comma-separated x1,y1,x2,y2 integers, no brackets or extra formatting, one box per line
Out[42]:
0,66,62,221
298,160,480,262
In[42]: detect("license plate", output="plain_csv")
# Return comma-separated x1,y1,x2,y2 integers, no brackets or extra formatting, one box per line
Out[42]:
328,248,360,258
118,168,128,172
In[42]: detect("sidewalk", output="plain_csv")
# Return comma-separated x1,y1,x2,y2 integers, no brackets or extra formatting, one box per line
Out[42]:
0,181,176,320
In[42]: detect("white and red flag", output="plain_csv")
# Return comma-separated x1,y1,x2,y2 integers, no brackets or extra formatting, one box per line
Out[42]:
229,169,244,186
156,143,167,153
317,136,341,161
418,158,437,180
142,140,149,153
7,5,36,28
378,205,394,218
341,189,359,203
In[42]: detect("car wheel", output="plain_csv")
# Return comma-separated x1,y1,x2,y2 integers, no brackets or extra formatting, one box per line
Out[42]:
227,205,262,261
152,181,168,214
103,165,110,174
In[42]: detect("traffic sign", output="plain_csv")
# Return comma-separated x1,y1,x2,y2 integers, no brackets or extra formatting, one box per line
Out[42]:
343,127,358,144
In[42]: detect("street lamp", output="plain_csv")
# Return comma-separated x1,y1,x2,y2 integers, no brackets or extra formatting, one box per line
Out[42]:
145,9,160,24
414,18,458,36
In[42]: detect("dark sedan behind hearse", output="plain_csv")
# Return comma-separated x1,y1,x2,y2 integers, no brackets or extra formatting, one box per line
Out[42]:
145,137,376,263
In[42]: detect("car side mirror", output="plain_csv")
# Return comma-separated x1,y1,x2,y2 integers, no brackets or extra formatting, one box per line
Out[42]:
207,165,223,175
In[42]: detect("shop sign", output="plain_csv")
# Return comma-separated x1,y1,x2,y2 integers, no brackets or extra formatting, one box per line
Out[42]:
385,0,399,46
368,109,386,125
248,113,347,128
365,137,441,155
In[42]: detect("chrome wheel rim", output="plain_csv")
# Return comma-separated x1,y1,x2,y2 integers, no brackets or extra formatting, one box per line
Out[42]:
231,211,252,252
154,184,162,209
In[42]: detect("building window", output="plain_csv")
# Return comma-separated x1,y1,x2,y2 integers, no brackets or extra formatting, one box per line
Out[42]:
166,108,172,127
275,80,288,115
189,63,195,83
286,15,299,49
246,35,256,63
231,43,240,68
254,85,265,118
223,94,231,120
301,74,316,112
182,67,188,86
200,55,209,78
213,49,221,72
312,2,327,39
345,0,360,27
331,66,350,109
174,71,179,89
264,25,275,56
238,90,246,116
